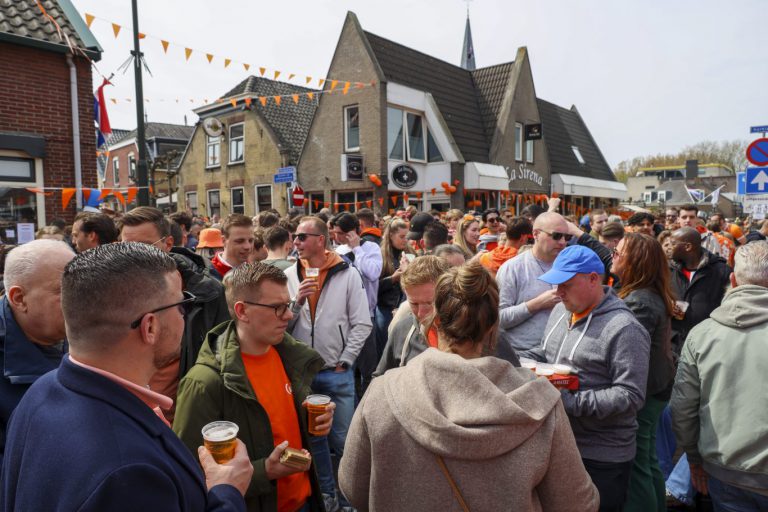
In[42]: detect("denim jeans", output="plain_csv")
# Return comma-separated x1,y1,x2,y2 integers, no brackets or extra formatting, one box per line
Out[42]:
582,458,634,512
656,405,677,479
709,476,768,512
666,453,695,505
308,368,355,505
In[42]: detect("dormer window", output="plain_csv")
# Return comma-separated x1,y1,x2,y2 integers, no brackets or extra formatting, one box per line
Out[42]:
572,146,586,165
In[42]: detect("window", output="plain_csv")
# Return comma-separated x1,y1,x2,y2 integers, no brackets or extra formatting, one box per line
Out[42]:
112,158,120,185
406,113,426,162
526,139,534,163
231,187,244,214
387,107,404,160
427,131,443,163
388,107,437,164
344,106,360,152
207,189,221,218
255,185,272,212
515,123,523,161
128,153,136,181
186,192,198,215
0,157,35,182
228,124,244,163
335,190,373,212
572,146,586,165
206,136,220,168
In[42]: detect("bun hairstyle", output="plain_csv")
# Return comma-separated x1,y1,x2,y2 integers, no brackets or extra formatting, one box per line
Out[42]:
433,262,499,353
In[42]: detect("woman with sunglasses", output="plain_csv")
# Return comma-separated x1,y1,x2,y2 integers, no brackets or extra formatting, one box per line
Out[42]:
453,216,480,258
611,233,676,512
375,219,414,357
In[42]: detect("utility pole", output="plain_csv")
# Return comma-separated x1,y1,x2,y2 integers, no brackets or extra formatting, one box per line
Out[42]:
131,0,149,206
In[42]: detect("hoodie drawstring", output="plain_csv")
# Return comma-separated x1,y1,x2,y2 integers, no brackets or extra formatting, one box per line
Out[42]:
542,313,568,352
546,311,594,364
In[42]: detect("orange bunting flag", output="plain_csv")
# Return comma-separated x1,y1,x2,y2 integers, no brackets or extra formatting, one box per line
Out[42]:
416,192,422,199
342,82,350,95
185,48,193,60
161,40,169,53
324,202,330,208
61,188,76,209
307,92,314,100
206,54,214,63
318,79,325,87
366,200,372,207
98,188,112,201
244,98,252,107
273,96,281,106
113,191,126,206
431,188,437,196
288,74,295,80
259,67,266,76
355,82,365,89
274,71,281,80
110,98,117,104
305,76,312,84
224,58,231,68
230,99,237,107
82,189,91,202
138,32,146,39
403,194,409,204
378,197,385,207
85,13,94,28
334,203,339,210
259,97,267,107
292,94,299,104
330,80,338,91
314,200,320,209
25,187,50,196
111,23,121,37
370,81,377,87
303,198,309,206
125,187,138,205
391,195,398,206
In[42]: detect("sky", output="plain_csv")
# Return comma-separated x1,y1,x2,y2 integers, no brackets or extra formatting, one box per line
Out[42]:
71,0,767,169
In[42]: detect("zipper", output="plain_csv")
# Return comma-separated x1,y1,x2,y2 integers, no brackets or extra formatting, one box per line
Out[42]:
338,325,346,361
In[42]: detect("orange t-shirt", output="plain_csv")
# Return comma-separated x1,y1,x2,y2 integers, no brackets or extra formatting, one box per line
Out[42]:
726,224,743,241
571,304,597,326
426,325,439,348
242,348,310,512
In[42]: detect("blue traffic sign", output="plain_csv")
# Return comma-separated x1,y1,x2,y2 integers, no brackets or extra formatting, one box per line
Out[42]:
273,173,294,184
746,167,768,194
737,172,746,195
750,125,768,134
747,139,768,166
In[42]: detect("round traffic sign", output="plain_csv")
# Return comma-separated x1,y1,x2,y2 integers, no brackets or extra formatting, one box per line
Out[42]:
747,139,768,166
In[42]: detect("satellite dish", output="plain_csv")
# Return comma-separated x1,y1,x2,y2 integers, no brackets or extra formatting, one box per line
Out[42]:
202,117,224,138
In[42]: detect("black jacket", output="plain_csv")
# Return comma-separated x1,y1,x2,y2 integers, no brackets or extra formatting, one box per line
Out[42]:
669,249,731,354
377,248,404,311
170,247,230,377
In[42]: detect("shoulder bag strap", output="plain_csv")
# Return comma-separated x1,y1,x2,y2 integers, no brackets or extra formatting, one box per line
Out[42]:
399,323,418,367
435,455,470,512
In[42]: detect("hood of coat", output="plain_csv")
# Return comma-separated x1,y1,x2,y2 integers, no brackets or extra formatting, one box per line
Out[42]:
170,248,222,303
710,284,768,328
382,349,560,459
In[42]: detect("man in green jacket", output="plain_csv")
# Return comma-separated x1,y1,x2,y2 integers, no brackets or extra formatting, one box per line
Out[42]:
671,241,768,508
174,263,335,512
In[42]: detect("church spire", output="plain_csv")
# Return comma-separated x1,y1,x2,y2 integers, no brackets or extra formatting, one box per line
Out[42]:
461,9,476,71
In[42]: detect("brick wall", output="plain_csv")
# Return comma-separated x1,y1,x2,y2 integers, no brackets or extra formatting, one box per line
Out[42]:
0,42,98,223
103,142,137,189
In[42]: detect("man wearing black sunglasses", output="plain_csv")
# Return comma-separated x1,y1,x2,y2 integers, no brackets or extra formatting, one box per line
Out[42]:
478,208,504,251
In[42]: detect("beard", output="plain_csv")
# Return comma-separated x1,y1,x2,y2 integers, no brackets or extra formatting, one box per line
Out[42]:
153,324,182,370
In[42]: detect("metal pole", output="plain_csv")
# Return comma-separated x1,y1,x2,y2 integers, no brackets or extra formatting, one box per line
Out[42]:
131,0,149,206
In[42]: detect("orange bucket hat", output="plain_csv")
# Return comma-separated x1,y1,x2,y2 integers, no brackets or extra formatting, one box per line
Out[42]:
196,228,224,249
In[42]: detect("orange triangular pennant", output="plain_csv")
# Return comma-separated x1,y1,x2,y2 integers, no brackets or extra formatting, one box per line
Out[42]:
416,192,422,199
244,98,252,107
61,188,76,209
273,96,281,106
342,82,350,95
391,195,398,206
307,92,314,100
330,80,338,91
161,40,169,53
206,54,214,63
314,200,320,209
324,202,330,208
274,71,281,80
138,32,145,39
305,76,312,84
111,23,121,37
85,13,94,28
259,97,267,107
292,94,299,104
185,48,193,60
431,188,437,196
355,82,365,89
230,99,237,107
113,191,126,206
224,58,231,68
259,67,266,76
243,63,250,71
288,73,295,80
378,197,385,207
126,187,138,204
98,188,112,201
318,78,325,87
366,200,372,207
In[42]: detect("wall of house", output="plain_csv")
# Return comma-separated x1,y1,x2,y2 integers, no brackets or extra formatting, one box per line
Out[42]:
104,143,137,189
297,16,387,213
178,111,287,217
0,42,97,222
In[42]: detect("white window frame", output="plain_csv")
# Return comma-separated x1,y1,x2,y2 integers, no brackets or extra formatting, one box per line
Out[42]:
128,152,136,181
207,189,221,217
230,186,245,214
514,123,523,161
254,184,273,213
404,112,427,163
344,105,360,152
526,138,534,164
334,190,374,212
186,191,198,214
112,157,120,185
206,135,221,169
228,123,244,164
572,146,586,165
0,151,46,229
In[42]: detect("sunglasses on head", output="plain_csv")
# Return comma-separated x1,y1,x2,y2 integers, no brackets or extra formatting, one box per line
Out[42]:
295,233,322,242
540,229,573,242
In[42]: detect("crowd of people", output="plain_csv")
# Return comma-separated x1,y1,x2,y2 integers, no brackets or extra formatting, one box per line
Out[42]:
0,199,766,512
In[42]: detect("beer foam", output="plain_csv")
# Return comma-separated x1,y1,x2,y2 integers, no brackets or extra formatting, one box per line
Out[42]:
307,394,330,406
205,427,236,441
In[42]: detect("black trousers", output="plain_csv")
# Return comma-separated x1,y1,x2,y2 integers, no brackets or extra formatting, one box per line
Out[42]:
582,458,634,512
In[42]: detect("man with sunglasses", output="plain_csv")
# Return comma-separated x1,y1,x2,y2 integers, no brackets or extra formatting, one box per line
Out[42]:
497,212,570,358
119,207,230,423
174,263,334,512
2,243,252,511
478,208,504,251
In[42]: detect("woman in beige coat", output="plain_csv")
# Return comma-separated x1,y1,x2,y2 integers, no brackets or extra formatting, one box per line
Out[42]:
339,262,599,512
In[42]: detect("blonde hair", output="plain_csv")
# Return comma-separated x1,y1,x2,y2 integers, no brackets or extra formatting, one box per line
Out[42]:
433,262,499,353
401,255,450,289
453,217,479,257
380,218,413,276
444,209,464,223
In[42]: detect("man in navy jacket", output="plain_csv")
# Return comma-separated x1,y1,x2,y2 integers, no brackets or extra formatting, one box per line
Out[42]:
1,242,252,511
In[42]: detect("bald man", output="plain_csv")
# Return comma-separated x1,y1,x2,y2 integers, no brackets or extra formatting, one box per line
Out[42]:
0,240,74,464
497,212,572,357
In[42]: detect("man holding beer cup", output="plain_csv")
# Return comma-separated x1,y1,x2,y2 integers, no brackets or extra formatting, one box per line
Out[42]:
174,262,335,512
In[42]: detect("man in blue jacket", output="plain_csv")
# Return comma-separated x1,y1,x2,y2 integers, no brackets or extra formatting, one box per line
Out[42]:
2,242,252,511
0,239,74,465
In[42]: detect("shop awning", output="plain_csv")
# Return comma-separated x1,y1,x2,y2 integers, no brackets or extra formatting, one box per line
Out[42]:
464,162,509,191
551,174,627,200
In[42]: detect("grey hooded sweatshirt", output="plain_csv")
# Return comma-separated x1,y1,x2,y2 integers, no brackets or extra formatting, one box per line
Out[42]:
531,287,651,463
339,349,599,511
671,284,768,495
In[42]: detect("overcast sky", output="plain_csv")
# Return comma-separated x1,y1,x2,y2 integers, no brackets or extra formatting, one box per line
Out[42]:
71,0,767,168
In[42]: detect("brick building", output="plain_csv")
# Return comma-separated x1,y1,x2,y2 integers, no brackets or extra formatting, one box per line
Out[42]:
0,0,101,238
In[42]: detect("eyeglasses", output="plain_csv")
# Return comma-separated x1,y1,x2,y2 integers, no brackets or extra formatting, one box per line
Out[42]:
240,300,295,317
486,217,500,223
539,229,573,242
151,236,168,247
130,291,196,329
665,215,678,220
295,233,322,242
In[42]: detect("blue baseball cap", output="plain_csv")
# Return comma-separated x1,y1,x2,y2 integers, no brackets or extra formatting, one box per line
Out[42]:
538,245,605,285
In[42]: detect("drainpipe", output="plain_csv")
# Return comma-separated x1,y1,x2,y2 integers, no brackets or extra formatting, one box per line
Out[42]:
66,54,83,210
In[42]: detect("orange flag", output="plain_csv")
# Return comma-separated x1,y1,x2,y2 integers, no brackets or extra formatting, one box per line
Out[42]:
314,200,320,209
431,188,436,196
61,188,76,209
330,80,339,91
355,82,365,89
292,94,299,104
85,13,94,27
259,97,267,107
82,189,91,202
243,63,250,71
307,92,314,100
273,96,281,106
126,187,138,204
138,32,145,39
98,188,112,201
378,197,385,207
161,40,169,53
288,74,295,80
244,98,252,107
224,59,231,68
110,98,116,104
305,76,312,84
113,191,126,206
185,48,193,60
259,67,266,76
206,54,214,63
230,99,237,107
391,195,398,206
366,200,372,207
342,82,350,94
318,79,325,87
274,71,281,80
416,192,422,199
111,23,121,37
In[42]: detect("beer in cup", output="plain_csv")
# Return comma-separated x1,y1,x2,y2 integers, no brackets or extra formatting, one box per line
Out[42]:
306,394,331,436
305,267,320,280
202,421,239,463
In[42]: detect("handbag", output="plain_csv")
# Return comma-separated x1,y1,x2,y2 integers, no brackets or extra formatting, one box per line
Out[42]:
436,455,470,512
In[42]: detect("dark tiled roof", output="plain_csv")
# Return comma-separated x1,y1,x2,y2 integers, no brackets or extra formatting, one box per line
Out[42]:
122,123,195,142
364,31,491,163
219,76,318,164
472,62,514,145
0,0,86,51
536,98,616,182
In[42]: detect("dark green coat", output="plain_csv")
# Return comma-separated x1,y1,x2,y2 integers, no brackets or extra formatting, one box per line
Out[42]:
173,320,325,512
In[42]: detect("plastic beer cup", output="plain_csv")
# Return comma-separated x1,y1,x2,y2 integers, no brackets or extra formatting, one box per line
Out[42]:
202,421,239,463
306,394,331,436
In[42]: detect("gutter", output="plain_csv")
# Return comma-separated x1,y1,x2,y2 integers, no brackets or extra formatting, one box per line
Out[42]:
66,54,83,210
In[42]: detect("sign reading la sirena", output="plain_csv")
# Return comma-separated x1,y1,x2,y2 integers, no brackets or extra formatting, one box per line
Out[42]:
507,164,544,187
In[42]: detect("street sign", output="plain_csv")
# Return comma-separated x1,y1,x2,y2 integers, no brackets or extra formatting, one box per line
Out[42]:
273,165,296,184
737,172,746,195
742,193,768,214
750,125,768,134
746,167,768,194
746,139,768,166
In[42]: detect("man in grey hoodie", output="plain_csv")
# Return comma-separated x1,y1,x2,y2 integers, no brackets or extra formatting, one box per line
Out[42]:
671,241,768,508
530,245,650,512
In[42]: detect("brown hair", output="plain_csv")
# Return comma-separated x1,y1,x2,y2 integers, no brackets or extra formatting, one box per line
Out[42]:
221,213,253,238
617,233,676,315
401,255,450,289
223,262,288,318
380,218,413,276
453,217,479,257
118,207,170,238
433,262,499,353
